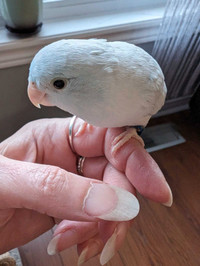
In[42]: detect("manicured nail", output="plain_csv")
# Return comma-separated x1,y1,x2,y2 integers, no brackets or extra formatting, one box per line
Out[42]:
47,229,79,255
83,183,140,221
100,227,118,265
162,183,173,207
78,246,89,265
47,234,60,255
78,241,101,265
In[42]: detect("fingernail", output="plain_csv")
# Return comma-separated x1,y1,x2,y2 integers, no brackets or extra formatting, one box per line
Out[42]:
47,229,78,255
83,183,140,221
47,234,60,255
100,226,119,265
78,241,101,265
163,183,173,207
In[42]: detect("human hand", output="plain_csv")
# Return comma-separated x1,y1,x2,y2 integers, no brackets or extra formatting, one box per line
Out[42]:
0,117,172,264
55,117,172,265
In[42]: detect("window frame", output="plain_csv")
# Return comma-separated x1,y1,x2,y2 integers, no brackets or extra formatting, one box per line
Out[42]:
0,0,166,27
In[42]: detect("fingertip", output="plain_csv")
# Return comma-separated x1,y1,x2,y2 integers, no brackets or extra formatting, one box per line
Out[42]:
78,239,102,265
162,183,173,207
100,222,128,265
84,183,140,221
125,141,172,205
47,234,59,255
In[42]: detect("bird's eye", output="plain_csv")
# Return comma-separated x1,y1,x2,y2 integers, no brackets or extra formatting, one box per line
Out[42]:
53,79,67,89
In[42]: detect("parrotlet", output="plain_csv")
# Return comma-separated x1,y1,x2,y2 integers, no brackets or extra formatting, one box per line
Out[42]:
28,39,167,151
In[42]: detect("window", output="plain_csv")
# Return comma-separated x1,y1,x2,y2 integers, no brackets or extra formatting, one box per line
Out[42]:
0,0,166,69
43,0,166,21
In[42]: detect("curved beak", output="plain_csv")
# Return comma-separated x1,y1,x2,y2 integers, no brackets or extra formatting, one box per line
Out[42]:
27,82,45,108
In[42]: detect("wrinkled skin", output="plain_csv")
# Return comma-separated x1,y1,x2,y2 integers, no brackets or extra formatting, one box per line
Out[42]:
0,117,172,262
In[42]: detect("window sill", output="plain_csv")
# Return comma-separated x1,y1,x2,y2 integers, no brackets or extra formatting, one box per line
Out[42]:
0,7,164,69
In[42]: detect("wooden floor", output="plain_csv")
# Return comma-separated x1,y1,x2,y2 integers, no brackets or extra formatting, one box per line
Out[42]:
19,111,200,266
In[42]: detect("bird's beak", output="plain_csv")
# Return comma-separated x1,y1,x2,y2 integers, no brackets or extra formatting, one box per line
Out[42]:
27,82,45,108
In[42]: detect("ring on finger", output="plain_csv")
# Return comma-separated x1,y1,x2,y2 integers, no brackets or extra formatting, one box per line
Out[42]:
69,116,86,176
68,115,77,153
77,156,85,176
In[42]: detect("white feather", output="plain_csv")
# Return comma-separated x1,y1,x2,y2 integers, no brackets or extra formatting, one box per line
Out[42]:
29,39,167,127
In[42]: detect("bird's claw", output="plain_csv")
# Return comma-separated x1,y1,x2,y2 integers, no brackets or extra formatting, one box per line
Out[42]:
111,128,144,155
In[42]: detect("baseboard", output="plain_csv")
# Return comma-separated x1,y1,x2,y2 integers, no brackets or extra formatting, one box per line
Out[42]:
155,95,192,118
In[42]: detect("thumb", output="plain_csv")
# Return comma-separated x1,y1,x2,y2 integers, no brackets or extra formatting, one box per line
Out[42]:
0,155,139,222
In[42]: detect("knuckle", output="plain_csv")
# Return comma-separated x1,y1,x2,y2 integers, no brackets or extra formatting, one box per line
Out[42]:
37,166,68,197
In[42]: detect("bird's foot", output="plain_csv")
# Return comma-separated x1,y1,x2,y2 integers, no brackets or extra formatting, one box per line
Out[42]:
75,121,94,137
112,127,144,155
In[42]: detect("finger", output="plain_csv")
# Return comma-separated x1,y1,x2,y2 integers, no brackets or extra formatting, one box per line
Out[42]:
0,118,76,173
80,156,108,180
0,118,106,173
98,164,134,264
99,221,130,265
77,233,104,265
71,120,172,206
104,128,173,206
82,157,135,192
71,120,171,207
71,117,106,157
77,164,134,265
47,220,98,255
103,162,135,194
0,155,139,222
48,117,171,206
77,221,130,265
52,163,135,263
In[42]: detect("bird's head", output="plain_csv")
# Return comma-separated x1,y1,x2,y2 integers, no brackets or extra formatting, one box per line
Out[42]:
28,39,104,115
28,40,75,110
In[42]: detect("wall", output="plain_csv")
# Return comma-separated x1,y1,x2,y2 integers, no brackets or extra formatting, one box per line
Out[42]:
0,65,69,141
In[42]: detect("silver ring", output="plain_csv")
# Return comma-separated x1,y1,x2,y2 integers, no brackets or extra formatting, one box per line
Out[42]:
69,116,85,175
69,115,77,153
77,156,85,176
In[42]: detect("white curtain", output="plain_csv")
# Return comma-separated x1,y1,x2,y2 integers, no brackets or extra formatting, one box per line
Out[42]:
152,0,200,100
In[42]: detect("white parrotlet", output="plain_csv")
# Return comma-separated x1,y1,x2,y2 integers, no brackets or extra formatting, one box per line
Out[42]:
28,39,167,151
